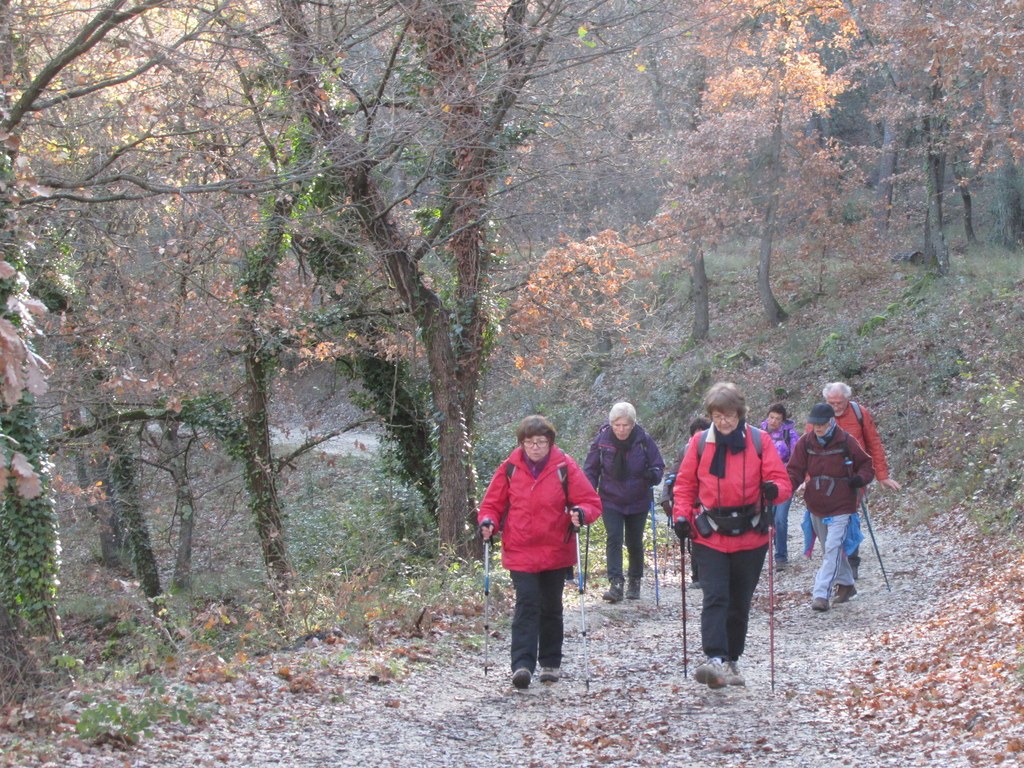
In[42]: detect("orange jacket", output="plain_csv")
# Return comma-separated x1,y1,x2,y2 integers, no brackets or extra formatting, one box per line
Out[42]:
478,445,601,573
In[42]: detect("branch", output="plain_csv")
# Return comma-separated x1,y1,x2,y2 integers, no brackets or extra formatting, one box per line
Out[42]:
53,407,180,445
274,417,377,469
4,0,175,132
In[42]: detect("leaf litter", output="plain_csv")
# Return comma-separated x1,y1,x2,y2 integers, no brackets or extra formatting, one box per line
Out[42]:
12,498,1024,768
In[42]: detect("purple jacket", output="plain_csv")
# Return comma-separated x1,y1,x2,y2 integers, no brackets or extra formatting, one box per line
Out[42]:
584,423,665,516
760,418,799,465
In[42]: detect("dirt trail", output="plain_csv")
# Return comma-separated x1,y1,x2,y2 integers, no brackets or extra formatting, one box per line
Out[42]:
50,503,1017,768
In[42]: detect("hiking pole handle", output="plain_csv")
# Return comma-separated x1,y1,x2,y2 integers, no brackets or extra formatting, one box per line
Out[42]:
565,506,584,540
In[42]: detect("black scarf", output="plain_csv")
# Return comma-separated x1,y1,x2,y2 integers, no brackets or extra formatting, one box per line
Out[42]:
611,427,638,481
709,420,748,479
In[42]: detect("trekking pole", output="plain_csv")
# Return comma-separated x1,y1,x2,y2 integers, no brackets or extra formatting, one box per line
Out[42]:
584,523,591,592
483,539,491,677
572,520,592,691
860,498,892,592
649,500,661,607
767,516,776,694
679,538,688,678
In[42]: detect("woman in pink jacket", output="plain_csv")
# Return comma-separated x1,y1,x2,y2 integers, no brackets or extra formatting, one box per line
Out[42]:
672,383,791,689
478,415,602,690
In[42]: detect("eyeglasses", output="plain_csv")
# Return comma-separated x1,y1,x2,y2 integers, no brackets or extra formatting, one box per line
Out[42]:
710,412,739,424
523,438,549,448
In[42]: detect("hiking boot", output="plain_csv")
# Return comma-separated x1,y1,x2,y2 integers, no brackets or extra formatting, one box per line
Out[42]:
774,559,788,572
511,668,531,689
833,584,857,604
693,657,727,689
688,580,702,590
625,577,641,600
602,580,624,603
724,661,746,687
538,667,560,683
811,597,830,612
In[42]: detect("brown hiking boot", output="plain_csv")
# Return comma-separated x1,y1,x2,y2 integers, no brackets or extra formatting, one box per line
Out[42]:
511,668,531,689
625,577,641,600
724,661,746,686
538,667,560,683
602,580,624,603
811,597,830,612
693,658,727,689
833,584,857,604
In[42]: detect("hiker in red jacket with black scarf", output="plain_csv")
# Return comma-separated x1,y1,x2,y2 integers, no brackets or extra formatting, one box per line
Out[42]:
672,382,791,689
478,415,602,690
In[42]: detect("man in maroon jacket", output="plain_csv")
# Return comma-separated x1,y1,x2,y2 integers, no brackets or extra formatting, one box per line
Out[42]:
787,403,874,612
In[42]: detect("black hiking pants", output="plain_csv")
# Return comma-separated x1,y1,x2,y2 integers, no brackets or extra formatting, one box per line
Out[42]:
692,542,767,661
509,568,565,673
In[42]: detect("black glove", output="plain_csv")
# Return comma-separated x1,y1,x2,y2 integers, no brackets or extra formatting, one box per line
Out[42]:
673,518,691,541
761,481,779,501
848,475,866,489
569,506,585,530
646,468,661,485
478,519,495,538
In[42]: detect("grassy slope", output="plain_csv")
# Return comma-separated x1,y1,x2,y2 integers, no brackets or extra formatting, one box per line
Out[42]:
478,244,1024,535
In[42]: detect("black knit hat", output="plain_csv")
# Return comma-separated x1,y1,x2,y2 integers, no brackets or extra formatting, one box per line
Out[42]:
807,403,836,425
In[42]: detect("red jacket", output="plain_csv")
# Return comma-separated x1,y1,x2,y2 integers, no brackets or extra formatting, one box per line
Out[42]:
477,445,602,573
671,426,792,554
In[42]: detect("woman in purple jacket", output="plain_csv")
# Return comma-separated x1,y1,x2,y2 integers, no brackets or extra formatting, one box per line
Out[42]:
584,402,665,602
760,403,799,569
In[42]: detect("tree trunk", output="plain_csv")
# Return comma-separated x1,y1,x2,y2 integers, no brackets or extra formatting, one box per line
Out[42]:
922,80,950,275
236,201,294,601
690,243,709,343
993,155,1023,248
875,117,898,233
0,397,62,634
108,425,162,600
72,403,129,570
75,448,129,570
958,177,977,245
242,341,292,595
273,0,537,559
757,100,788,325
0,602,38,705
165,423,196,591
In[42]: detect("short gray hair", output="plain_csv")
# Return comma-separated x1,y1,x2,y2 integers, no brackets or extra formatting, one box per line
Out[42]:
704,382,747,420
823,382,852,399
608,402,636,424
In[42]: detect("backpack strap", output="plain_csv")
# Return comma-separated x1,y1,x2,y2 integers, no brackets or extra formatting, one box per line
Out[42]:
696,428,709,458
557,463,570,511
498,461,516,531
749,426,763,457
849,401,864,429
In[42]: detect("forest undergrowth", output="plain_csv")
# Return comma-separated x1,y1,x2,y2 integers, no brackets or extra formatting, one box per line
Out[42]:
2,247,1023,766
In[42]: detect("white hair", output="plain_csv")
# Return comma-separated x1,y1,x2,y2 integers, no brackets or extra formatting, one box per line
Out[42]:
608,401,637,424
823,382,852,399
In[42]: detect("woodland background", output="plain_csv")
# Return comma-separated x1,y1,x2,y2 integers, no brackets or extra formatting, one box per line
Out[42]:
0,0,1023,761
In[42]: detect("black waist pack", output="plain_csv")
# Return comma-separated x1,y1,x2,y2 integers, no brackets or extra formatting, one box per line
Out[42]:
704,504,762,536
